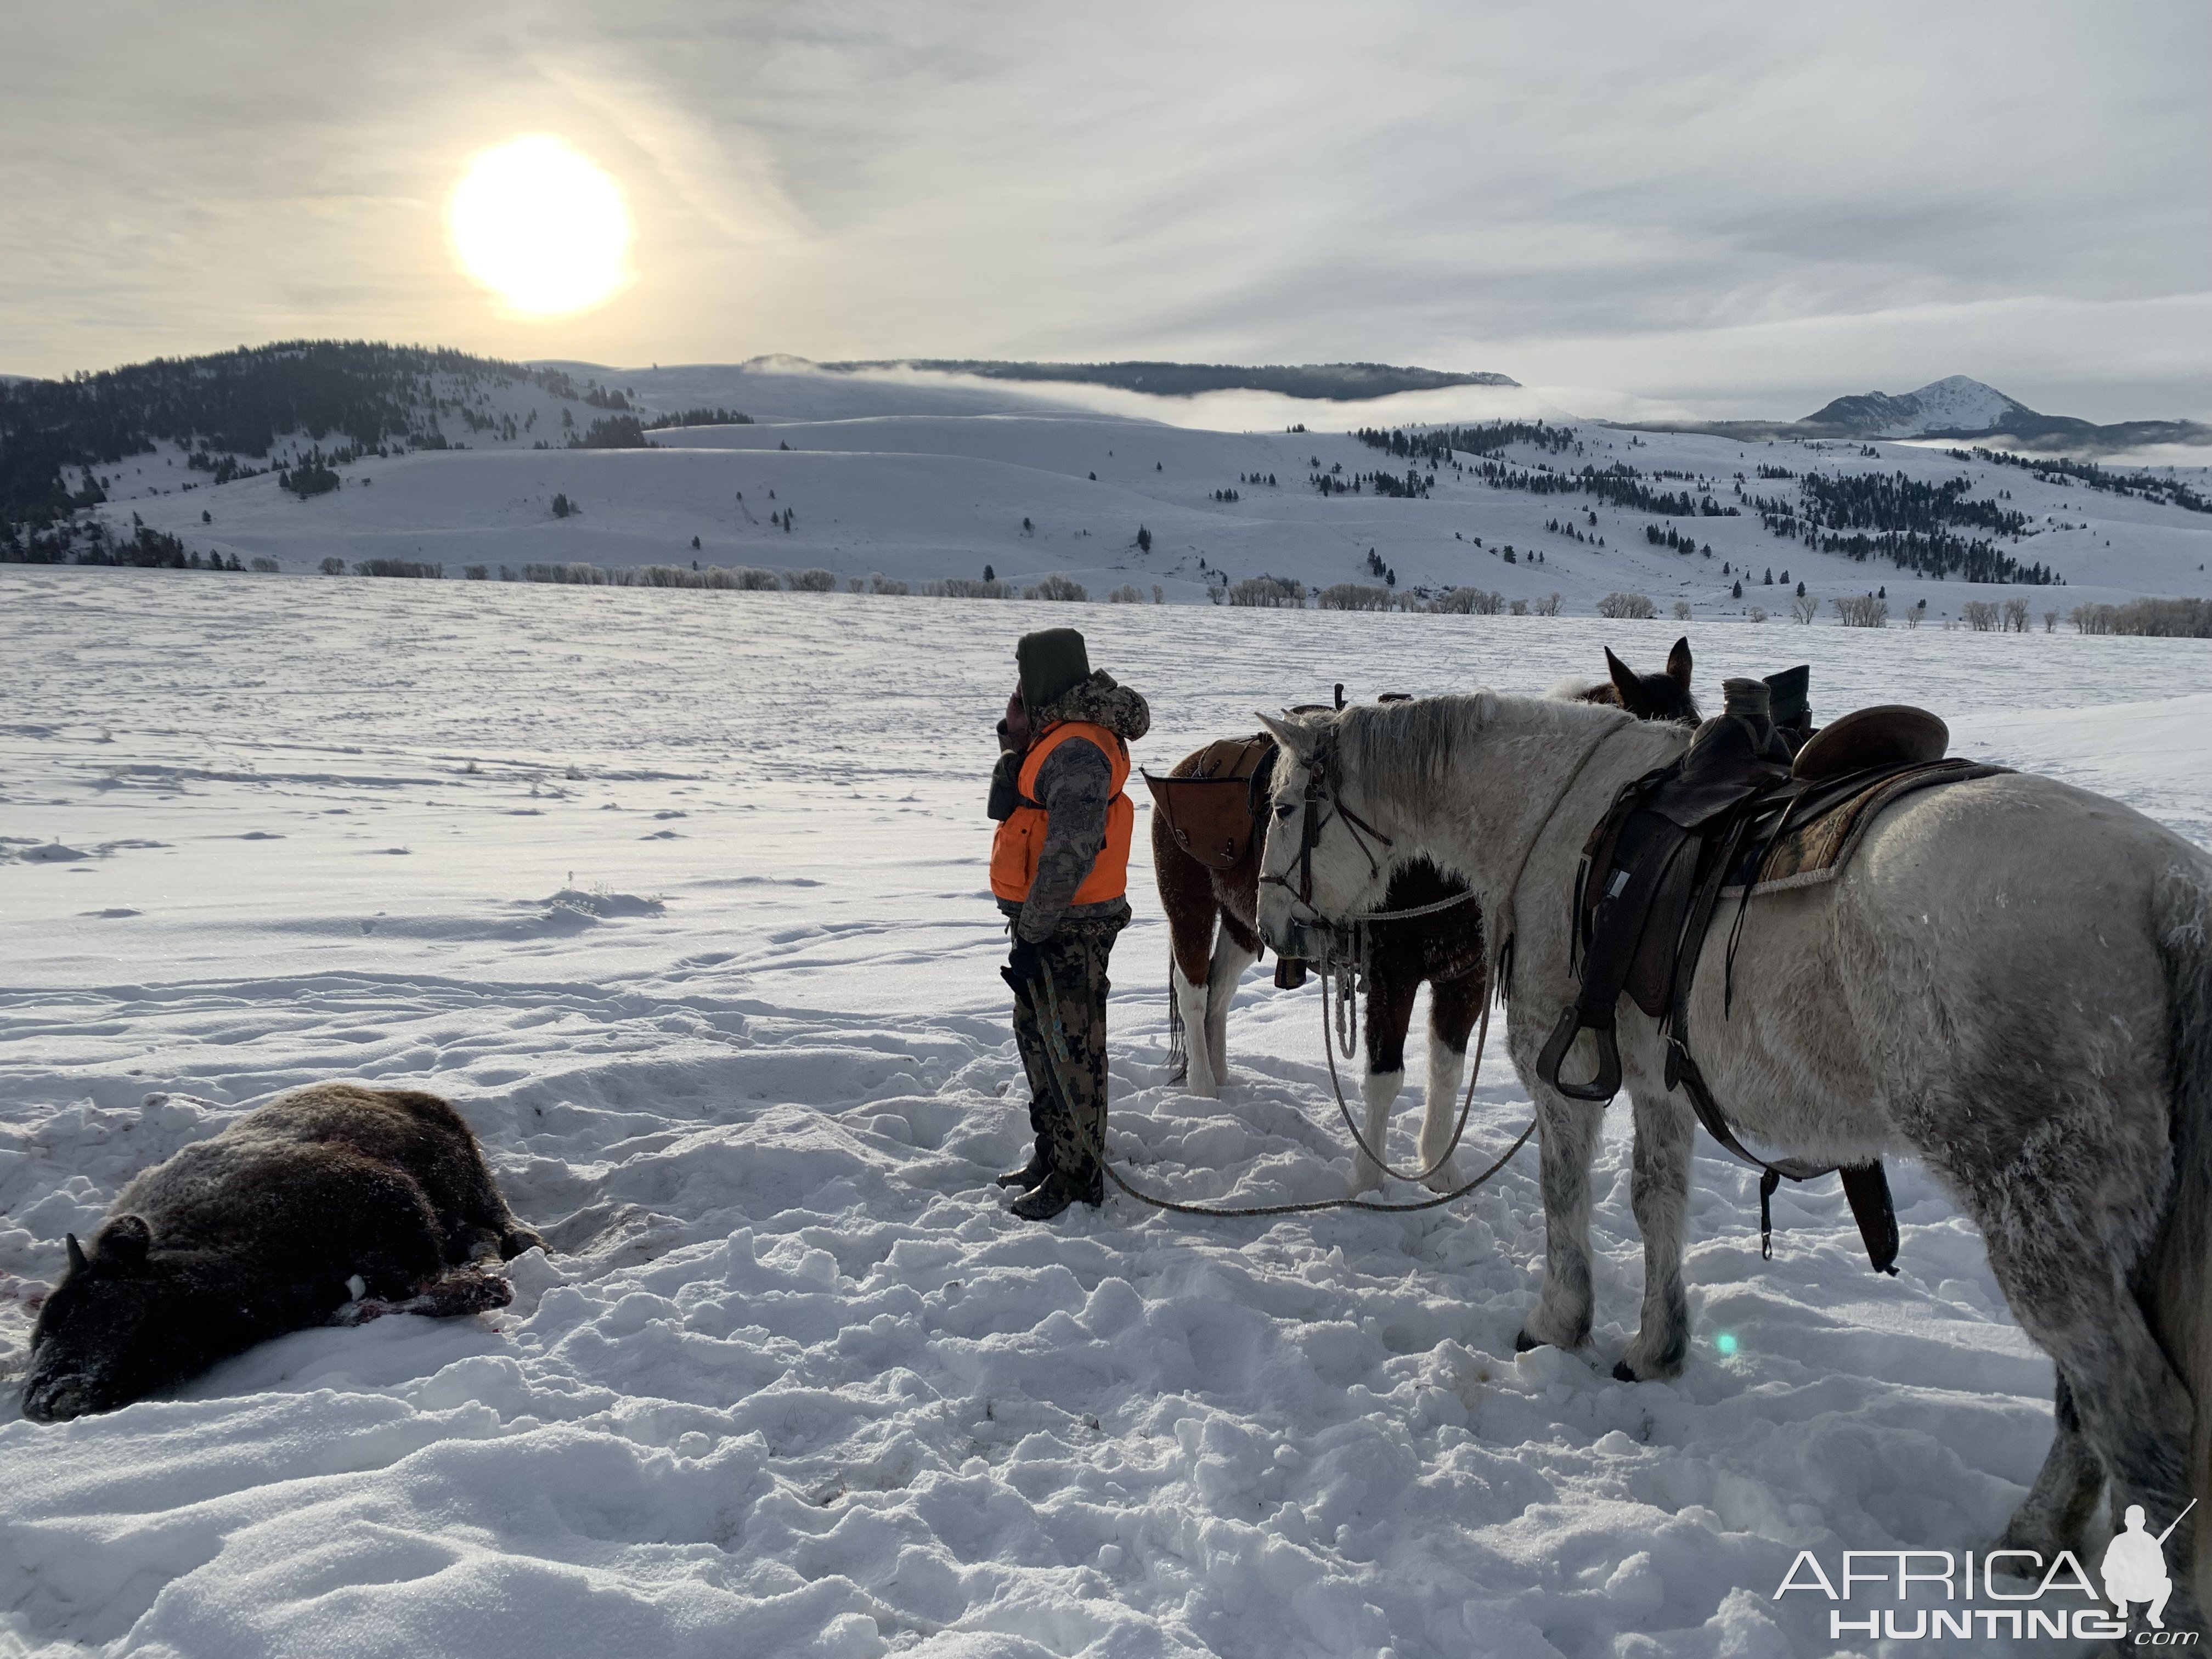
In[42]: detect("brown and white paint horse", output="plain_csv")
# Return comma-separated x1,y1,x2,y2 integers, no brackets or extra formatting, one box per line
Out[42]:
1555,636,1699,726
1155,647,1699,1195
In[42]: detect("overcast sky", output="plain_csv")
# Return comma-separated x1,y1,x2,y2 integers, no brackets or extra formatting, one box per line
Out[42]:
4,1,2206,421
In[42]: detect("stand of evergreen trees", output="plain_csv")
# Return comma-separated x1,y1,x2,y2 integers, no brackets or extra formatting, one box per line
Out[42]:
0,340,604,539
1795,471,2028,538
1945,447,2210,515
644,408,754,430
572,416,654,449
1355,421,1577,463
1746,469,2051,584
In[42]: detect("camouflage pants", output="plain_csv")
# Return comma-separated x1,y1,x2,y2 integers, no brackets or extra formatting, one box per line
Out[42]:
1011,913,1125,1178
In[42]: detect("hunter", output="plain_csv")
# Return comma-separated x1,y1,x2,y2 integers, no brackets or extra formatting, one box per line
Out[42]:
986,627,1150,1220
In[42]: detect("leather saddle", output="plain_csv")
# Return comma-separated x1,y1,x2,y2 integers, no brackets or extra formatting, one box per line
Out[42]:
1142,735,1278,870
1534,675,2005,1273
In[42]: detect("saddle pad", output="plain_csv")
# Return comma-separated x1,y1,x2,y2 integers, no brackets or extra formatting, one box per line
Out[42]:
1726,758,2010,898
1142,733,1274,870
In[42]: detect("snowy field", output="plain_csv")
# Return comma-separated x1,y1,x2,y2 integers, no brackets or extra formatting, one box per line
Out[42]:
2,567,2208,1658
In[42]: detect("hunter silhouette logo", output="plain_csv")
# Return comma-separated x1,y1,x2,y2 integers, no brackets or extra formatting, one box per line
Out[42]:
2104,1500,2196,1630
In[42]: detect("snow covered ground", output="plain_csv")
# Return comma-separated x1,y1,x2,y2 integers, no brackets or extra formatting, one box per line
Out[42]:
78,361,2212,619
1,568,2207,1658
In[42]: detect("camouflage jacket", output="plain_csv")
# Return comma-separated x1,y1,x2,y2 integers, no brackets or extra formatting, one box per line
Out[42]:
999,671,1149,941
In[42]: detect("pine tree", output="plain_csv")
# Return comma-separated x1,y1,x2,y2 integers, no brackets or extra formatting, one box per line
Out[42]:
1136,526,1153,552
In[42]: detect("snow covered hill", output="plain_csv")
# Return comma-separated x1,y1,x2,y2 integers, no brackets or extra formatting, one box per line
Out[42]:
2,569,2208,1657
52,360,2212,620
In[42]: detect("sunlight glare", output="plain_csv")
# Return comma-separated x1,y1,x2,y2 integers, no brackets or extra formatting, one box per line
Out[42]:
447,136,631,317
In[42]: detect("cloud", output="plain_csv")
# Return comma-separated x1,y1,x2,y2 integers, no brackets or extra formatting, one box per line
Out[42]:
1,0,2205,421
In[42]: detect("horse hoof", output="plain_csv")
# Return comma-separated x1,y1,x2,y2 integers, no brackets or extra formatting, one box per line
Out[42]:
1611,1359,1639,1383
1513,1329,1543,1353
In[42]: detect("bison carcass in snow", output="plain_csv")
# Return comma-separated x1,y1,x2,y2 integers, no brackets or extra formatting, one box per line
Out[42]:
21,1083,542,1422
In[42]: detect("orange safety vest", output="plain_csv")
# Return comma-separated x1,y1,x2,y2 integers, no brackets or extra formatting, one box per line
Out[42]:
989,721,1133,905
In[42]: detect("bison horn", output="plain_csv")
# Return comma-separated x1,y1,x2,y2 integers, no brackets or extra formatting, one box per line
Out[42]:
66,1233,88,1274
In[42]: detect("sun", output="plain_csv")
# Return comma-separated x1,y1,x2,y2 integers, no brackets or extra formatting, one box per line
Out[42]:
447,136,631,317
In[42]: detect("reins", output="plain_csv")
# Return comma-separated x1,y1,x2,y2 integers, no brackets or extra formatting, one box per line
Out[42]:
1489,717,1638,1003
1314,932,1493,1186
1042,710,1635,1222
1295,718,1630,1189
1030,962,1533,1218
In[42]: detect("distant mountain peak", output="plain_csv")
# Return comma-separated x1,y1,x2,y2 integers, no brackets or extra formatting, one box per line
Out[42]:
1803,377,2037,438
1911,374,2002,397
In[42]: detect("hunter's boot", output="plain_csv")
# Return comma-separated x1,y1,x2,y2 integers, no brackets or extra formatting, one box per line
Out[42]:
1009,1158,1104,1221
995,1103,1052,1189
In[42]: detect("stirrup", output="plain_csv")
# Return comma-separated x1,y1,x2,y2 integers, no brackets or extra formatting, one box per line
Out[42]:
1535,1003,1623,1103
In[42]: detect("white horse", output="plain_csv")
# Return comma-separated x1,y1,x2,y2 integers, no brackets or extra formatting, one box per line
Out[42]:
1254,691,2211,1614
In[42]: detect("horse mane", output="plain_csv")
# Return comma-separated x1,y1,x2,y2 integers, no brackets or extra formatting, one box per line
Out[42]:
1545,675,1606,703
1333,691,1632,818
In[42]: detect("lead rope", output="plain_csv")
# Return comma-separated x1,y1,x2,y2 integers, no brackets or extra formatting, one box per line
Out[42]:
1280,724,1633,1195
1317,955,1492,1186
1306,720,1635,1187
1329,923,1363,1060
1032,963,1533,1218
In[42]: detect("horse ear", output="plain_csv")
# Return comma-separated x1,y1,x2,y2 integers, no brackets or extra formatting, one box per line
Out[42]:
1666,636,1692,689
1256,712,1314,760
97,1215,151,1265
1604,648,1639,706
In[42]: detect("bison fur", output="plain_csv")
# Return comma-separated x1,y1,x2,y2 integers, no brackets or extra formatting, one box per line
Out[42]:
21,1083,541,1423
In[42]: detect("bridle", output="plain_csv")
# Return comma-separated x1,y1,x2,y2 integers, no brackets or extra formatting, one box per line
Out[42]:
1262,713,1639,998
1257,740,1395,922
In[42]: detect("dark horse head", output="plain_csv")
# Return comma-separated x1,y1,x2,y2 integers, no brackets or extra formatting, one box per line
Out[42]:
1592,636,1698,726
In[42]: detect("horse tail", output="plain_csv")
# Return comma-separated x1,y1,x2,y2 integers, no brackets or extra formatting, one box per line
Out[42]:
1164,949,1189,1084
2151,859,2212,1593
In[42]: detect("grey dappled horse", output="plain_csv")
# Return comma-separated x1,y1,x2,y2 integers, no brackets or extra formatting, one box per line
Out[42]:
1252,691,2212,1618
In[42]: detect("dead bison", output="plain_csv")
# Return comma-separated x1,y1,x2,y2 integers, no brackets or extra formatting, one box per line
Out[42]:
22,1083,541,1422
